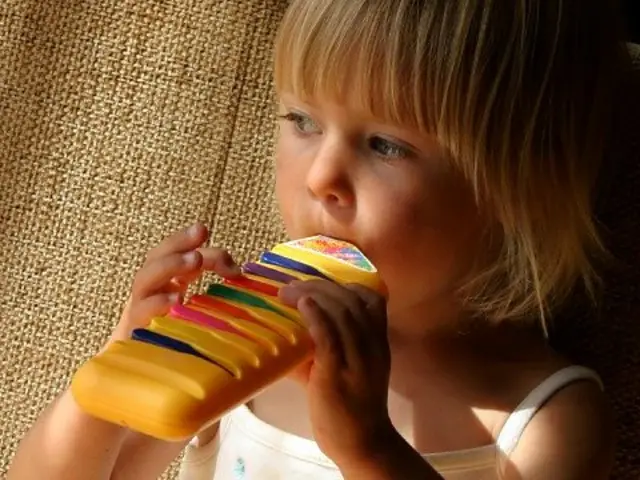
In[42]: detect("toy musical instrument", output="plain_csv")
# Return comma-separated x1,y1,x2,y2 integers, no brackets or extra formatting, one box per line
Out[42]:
70,235,382,441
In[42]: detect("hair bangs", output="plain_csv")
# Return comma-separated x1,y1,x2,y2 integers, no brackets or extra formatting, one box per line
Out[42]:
274,0,438,133
272,0,625,326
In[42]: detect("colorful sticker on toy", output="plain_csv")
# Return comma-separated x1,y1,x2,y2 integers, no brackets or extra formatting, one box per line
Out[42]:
289,236,375,272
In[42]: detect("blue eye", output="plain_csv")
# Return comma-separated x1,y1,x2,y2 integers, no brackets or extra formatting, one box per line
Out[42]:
279,112,321,135
369,136,410,159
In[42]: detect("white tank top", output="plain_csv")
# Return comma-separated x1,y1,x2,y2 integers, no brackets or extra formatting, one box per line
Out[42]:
178,366,602,480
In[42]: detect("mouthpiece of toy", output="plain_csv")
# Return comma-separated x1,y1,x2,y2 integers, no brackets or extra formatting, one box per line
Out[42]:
70,235,382,441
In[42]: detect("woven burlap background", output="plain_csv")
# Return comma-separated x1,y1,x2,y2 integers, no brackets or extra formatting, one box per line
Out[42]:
1,0,639,478
0,1,288,478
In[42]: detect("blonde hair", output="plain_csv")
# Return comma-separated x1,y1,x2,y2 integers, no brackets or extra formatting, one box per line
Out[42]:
274,0,627,330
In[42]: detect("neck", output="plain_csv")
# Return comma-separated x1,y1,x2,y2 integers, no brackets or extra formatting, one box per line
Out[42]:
386,301,546,370
386,297,467,344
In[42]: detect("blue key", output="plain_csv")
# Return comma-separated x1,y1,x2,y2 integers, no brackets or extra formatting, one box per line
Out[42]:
131,328,233,376
259,251,331,280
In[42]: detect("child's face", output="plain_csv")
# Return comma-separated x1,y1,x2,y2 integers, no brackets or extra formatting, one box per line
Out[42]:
275,93,490,332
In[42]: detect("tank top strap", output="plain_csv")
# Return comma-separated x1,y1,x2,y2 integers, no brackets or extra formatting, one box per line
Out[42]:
496,365,603,456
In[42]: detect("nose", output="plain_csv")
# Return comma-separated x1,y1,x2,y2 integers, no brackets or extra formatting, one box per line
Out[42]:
305,137,355,209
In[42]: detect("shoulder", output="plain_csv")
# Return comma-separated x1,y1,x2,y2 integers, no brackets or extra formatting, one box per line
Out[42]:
504,374,615,479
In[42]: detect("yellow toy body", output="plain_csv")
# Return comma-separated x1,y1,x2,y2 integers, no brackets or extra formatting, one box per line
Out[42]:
71,235,382,441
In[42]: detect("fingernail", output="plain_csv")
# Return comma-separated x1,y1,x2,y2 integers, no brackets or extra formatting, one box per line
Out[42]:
183,251,199,266
301,296,317,310
222,256,241,274
188,223,202,237
279,284,300,304
167,293,181,304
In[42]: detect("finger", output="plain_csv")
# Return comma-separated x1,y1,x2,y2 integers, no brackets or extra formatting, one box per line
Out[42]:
145,223,208,264
199,247,242,277
282,280,368,323
132,250,202,300
125,292,182,329
169,247,241,288
164,247,240,293
298,295,346,373
166,275,196,292
345,284,390,367
281,280,371,349
282,280,388,371
301,291,373,373
344,284,388,337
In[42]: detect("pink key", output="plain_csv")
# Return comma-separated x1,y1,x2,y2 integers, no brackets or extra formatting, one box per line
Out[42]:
169,304,253,341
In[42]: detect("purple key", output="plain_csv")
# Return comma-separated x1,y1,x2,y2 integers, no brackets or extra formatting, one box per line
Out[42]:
242,262,298,284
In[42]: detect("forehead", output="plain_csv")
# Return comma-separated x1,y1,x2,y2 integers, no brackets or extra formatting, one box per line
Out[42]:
274,1,435,134
275,52,429,134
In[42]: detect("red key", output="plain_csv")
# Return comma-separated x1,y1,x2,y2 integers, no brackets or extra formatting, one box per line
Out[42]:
224,275,280,297
190,294,262,323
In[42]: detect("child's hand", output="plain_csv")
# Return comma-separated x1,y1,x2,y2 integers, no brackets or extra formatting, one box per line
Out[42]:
279,279,394,471
110,222,241,345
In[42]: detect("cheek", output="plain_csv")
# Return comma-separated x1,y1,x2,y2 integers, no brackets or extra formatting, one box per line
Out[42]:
275,134,307,234
366,173,485,309
275,131,309,181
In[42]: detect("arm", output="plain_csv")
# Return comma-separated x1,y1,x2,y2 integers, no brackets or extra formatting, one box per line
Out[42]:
112,423,219,480
8,388,193,480
9,224,231,479
8,390,126,480
502,380,615,480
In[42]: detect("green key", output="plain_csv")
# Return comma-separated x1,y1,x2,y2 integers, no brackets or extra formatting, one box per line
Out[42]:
206,284,294,320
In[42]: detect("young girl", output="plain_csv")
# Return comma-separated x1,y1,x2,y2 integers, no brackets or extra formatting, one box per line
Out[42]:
9,0,629,479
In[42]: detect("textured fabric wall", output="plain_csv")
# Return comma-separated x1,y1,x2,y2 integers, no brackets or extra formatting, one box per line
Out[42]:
1,1,640,479
0,1,287,478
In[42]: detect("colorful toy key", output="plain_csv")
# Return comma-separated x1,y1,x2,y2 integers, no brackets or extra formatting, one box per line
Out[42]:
70,235,383,441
